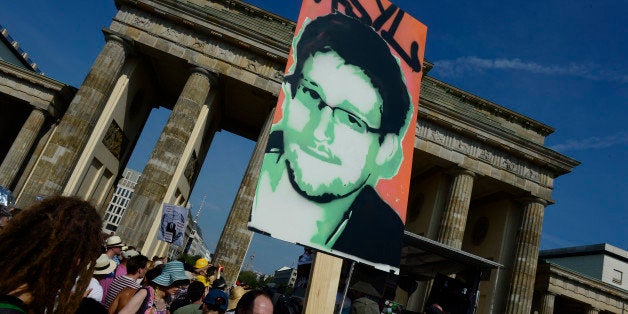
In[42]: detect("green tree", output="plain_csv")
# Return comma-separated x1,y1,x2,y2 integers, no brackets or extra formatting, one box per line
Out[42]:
177,253,202,268
238,270,261,288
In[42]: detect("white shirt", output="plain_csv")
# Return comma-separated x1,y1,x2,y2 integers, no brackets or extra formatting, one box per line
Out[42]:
87,277,104,303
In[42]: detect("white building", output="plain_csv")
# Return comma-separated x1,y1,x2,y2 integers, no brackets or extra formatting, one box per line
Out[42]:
102,168,141,234
532,243,628,313
274,266,297,288
539,243,628,291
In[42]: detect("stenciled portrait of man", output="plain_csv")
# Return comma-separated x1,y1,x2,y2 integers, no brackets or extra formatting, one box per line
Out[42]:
250,0,426,271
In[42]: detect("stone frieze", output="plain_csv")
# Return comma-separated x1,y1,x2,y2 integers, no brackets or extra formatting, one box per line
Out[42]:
416,120,547,186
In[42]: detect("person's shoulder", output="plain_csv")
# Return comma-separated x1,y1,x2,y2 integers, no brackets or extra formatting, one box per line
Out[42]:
173,302,202,314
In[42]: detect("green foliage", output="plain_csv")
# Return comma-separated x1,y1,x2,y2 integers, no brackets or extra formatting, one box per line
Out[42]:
177,252,202,268
238,270,261,289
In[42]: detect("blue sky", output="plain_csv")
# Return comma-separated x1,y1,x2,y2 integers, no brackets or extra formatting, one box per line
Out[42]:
1,0,625,274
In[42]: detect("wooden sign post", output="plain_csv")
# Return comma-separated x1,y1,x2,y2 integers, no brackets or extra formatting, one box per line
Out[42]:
303,251,343,313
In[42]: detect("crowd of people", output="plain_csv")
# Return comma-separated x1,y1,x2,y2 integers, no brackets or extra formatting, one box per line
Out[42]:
0,196,441,314
0,196,274,314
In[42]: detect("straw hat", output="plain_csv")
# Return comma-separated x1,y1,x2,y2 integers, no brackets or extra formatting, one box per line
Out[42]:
121,249,140,260
227,286,245,310
350,281,381,297
93,254,117,275
152,261,189,286
106,235,124,248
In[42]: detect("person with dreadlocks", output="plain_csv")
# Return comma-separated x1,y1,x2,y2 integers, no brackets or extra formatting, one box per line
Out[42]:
0,196,103,313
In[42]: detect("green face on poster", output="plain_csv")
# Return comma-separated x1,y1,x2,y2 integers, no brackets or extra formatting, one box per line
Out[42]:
251,8,425,271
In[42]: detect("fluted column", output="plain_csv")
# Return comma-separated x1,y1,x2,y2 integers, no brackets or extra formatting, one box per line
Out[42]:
116,67,215,251
505,198,547,314
437,168,476,249
0,107,46,188
17,34,131,207
539,292,556,314
212,107,275,287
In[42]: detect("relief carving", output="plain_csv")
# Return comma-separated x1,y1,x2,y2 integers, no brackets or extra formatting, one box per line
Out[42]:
428,128,446,144
502,157,516,172
456,138,470,154
161,27,180,41
132,16,151,28
102,121,128,160
418,120,546,183
192,40,206,50
479,149,494,162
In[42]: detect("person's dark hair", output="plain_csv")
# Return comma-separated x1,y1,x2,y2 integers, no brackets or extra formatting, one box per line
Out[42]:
0,196,102,313
127,255,149,275
274,295,302,314
188,280,206,302
212,277,227,290
205,302,227,314
285,12,411,136
144,265,163,287
236,289,272,312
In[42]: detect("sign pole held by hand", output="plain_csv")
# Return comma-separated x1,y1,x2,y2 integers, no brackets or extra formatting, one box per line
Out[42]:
303,251,343,314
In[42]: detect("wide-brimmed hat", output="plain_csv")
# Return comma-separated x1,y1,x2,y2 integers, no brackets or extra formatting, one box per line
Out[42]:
152,261,189,287
227,286,245,310
106,235,124,248
203,289,228,311
350,281,381,298
121,249,140,260
93,254,117,275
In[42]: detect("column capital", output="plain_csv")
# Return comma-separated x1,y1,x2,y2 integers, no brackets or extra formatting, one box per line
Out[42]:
102,30,133,55
447,166,476,178
30,105,48,116
518,196,548,207
189,65,219,85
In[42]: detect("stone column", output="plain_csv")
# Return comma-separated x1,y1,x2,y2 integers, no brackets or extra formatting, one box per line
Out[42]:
437,168,476,249
505,198,547,314
0,107,46,188
539,292,556,314
212,107,275,287
116,67,214,251
17,34,130,207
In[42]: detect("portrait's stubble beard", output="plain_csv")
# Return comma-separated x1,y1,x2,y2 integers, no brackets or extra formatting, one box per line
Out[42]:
283,140,373,203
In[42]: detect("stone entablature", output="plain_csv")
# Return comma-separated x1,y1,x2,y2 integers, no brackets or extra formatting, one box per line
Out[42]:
0,60,74,117
535,262,628,313
110,4,286,95
417,77,579,200
415,119,553,200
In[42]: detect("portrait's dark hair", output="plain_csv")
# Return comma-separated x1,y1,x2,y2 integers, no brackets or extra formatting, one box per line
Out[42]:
285,12,411,136
127,255,149,275
235,289,272,312
0,196,102,313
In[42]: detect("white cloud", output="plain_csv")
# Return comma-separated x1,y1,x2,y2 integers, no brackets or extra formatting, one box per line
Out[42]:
433,56,628,83
550,132,628,152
